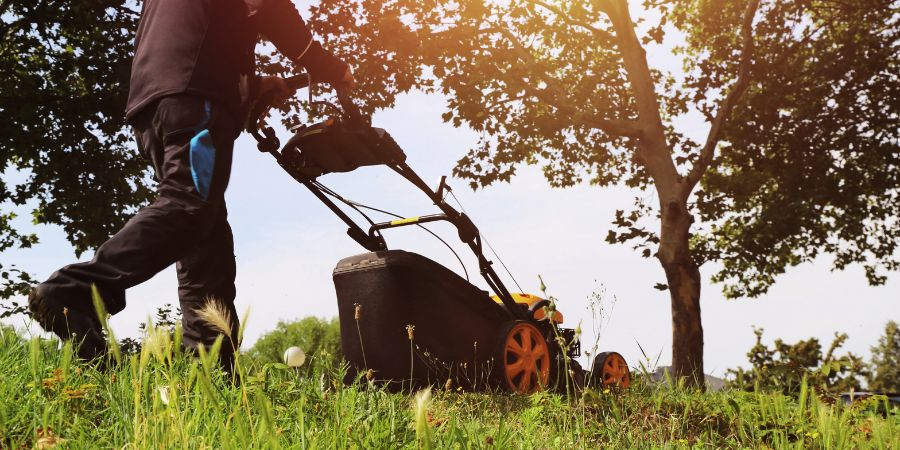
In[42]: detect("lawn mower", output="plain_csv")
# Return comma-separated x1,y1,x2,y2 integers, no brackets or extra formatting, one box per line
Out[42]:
248,75,630,393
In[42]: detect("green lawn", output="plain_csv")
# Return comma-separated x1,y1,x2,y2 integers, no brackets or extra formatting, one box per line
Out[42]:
0,327,897,449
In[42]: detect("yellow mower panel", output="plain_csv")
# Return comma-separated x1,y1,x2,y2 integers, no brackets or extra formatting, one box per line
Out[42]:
491,293,564,324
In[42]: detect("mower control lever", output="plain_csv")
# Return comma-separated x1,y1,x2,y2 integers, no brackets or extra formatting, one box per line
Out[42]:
454,213,479,244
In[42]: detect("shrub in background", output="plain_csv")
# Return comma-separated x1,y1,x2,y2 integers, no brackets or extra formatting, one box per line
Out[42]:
726,327,867,396
248,317,342,374
119,304,181,355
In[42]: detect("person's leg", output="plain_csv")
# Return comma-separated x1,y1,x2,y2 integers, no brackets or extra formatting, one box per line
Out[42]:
30,95,236,360
177,204,239,368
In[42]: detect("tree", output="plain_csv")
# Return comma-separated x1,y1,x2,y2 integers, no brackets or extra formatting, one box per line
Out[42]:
0,1,152,315
293,0,899,386
868,321,900,392
689,2,900,297
248,317,343,374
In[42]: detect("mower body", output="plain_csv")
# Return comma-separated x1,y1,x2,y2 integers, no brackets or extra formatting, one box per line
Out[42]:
334,250,509,389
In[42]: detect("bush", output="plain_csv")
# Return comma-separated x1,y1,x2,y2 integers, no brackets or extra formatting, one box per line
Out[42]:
119,304,181,355
248,316,343,374
726,327,867,396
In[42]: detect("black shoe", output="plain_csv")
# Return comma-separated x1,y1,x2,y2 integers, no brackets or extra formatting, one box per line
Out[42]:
28,286,107,361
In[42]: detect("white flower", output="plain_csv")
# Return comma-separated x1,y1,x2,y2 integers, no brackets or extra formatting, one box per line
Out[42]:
283,346,306,368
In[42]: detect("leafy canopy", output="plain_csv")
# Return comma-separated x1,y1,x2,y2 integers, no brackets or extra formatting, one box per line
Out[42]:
1,1,151,252
686,1,900,297
299,0,899,297
0,1,152,311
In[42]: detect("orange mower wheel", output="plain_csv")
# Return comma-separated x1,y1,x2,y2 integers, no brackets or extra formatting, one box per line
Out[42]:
497,321,551,394
592,351,631,389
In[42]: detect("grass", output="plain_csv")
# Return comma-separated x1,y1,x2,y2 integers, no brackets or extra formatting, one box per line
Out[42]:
0,326,897,449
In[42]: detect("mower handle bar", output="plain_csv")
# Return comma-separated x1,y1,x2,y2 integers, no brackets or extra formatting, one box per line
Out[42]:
369,214,450,235
248,73,367,151
251,75,528,321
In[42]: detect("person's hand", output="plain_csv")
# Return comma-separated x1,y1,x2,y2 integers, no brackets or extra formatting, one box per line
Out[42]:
299,43,356,91
256,75,292,108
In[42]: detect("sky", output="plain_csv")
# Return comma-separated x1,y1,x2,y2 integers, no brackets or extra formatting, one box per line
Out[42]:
2,1,898,377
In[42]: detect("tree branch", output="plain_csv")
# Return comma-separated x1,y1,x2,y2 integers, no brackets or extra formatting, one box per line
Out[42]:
528,0,616,42
684,0,761,191
114,5,140,18
493,25,643,138
529,84,642,137
597,0,680,193
581,115,644,138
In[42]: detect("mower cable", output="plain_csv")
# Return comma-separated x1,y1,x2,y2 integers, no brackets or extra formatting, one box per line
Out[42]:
312,181,378,227
447,190,525,294
312,181,471,282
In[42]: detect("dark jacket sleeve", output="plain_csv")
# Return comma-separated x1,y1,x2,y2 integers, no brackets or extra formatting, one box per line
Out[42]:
246,0,348,83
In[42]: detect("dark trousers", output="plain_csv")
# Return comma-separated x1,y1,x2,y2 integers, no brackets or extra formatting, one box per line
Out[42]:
39,94,240,363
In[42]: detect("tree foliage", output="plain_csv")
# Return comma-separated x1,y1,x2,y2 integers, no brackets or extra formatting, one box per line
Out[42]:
0,1,152,312
685,1,900,297
248,316,343,374
867,321,900,392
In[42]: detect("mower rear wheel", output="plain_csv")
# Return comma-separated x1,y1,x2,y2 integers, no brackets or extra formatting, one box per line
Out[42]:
497,321,551,394
591,351,631,388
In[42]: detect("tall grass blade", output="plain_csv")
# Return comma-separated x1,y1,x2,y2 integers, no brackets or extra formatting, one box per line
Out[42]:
414,388,434,450
91,284,121,363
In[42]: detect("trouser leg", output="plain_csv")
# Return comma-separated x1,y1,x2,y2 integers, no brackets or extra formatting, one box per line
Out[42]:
178,204,239,366
37,95,236,334
39,197,212,314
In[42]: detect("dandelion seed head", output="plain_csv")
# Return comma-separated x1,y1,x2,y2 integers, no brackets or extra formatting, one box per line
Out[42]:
283,346,306,367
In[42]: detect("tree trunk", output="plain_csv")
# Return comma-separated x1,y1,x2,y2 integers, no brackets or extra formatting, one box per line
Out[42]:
600,0,714,389
658,197,705,389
